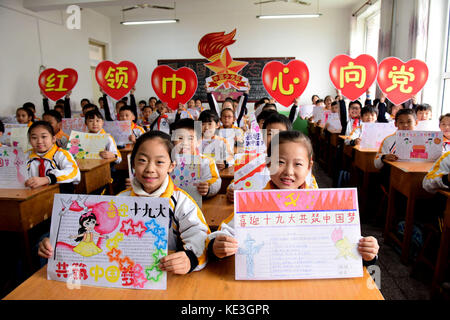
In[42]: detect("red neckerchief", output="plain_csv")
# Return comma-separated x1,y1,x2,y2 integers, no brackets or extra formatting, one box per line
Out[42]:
352,118,360,130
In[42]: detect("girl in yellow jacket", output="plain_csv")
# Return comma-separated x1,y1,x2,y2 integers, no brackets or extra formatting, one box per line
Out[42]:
207,131,379,266
25,121,80,193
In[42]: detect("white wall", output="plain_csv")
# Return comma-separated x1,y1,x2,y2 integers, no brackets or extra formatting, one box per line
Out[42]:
0,0,112,117
110,0,353,111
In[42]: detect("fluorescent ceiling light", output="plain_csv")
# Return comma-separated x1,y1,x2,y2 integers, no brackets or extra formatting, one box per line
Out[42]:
256,14,322,19
120,19,179,25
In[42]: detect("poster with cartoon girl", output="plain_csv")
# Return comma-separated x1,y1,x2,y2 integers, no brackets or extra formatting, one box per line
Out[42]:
47,194,169,290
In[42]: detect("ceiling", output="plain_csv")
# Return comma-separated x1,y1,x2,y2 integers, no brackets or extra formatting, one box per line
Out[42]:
23,0,365,19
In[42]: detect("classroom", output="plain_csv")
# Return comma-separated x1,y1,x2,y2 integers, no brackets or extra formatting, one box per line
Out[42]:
0,0,449,305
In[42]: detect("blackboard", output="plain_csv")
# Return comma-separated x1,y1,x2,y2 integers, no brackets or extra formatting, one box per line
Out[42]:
158,57,295,102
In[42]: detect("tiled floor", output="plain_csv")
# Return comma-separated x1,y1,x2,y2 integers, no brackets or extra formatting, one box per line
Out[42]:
313,164,433,300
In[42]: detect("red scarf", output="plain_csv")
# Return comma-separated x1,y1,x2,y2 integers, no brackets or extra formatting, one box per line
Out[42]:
38,158,46,177
352,118,360,130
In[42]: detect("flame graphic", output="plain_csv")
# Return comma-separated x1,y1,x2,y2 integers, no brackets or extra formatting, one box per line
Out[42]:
198,29,237,61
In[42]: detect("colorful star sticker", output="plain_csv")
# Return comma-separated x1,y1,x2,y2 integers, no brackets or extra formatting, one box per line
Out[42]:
119,256,135,273
154,237,168,250
145,265,163,283
106,247,122,263
152,249,167,267
145,220,160,234
120,219,134,236
131,221,147,238
133,273,148,288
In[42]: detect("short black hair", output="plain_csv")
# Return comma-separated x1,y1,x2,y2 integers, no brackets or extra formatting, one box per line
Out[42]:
361,106,378,117
16,107,34,120
55,99,65,105
315,99,324,105
220,107,235,117
22,102,36,111
257,109,278,124
80,98,90,104
199,110,220,123
131,130,174,164
28,120,55,137
415,104,432,113
84,109,104,122
139,100,147,105
0,120,4,134
267,130,313,162
43,110,62,123
142,105,152,111
439,113,450,123
349,100,362,109
395,108,416,122
172,118,195,131
82,103,98,113
262,113,292,131
262,103,277,111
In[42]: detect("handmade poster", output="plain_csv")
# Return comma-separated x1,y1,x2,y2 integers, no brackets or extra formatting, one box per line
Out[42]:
416,120,440,131
262,60,309,108
0,123,27,146
395,131,443,161
170,155,202,208
10,126,31,152
47,194,169,290
0,146,28,189
218,128,235,151
377,57,429,105
66,130,109,160
248,113,260,133
234,188,363,280
103,120,132,147
198,29,249,92
38,68,78,101
243,131,266,153
299,105,314,119
329,54,378,101
95,60,138,100
360,122,397,150
62,118,86,136
325,113,342,133
151,65,198,110
312,107,330,124
233,153,268,191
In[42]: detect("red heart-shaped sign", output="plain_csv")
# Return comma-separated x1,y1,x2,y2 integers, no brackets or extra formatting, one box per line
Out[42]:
262,60,309,107
38,68,78,101
151,66,198,110
329,54,378,101
95,61,138,100
377,57,428,105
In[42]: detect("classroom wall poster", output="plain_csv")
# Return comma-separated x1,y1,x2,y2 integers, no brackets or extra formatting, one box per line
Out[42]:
395,131,443,161
360,122,397,150
103,120,132,147
47,194,169,290
234,188,363,280
66,130,109,160
0,146,28,189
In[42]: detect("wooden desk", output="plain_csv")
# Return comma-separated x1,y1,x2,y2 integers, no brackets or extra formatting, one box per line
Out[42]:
202,194,233,230
115,145,133,171
219,166,234,194
75,159,116,194
3,257,384,300
353,146,379,217
0,184,60,273
384,161,435,264
432,189,450,296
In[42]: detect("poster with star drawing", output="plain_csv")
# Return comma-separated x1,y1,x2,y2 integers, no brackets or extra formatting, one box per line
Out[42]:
47,194,169,290
234,188,363,280
395,131,443,162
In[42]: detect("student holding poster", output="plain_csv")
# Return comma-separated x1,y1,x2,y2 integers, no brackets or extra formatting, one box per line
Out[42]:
439,113,450,152
345,106,377,146
209,130,379,265
25,121,80,193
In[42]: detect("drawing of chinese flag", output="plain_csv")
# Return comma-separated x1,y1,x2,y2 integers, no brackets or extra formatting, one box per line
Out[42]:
95,60,138,100
329,54,378,101
198,29,249,92
38,68,78,101
233,153,268,191
377,57,428,105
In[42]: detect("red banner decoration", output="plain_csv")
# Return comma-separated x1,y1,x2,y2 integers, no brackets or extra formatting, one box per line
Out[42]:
38,68,78,101
262,60,309,107
377,57,428,105
151,65,198,110
329,54,378,101
95,61,138,100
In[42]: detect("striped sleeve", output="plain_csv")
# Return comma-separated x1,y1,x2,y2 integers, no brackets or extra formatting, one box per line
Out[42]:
201,155,222,198
51,149,81,184
423,152,450,193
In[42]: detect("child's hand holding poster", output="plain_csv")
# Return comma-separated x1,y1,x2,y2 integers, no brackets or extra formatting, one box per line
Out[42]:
360,122,397,150
47,194,169,290
234,188,363,280
0,146,28,189
66,130,109,160
103,120,132,146
395,131,443,161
